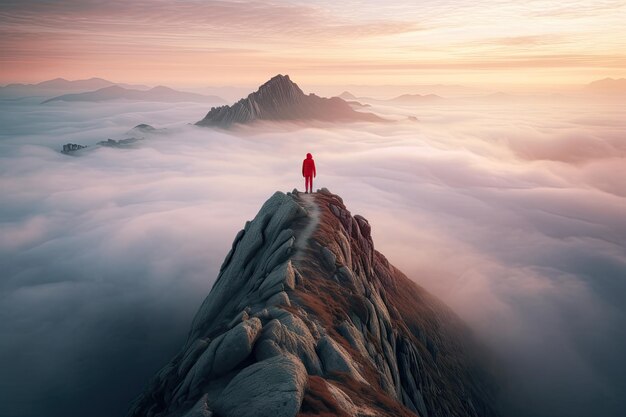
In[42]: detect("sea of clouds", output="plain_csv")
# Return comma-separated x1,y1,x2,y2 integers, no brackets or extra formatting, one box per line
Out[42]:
0,96,624,417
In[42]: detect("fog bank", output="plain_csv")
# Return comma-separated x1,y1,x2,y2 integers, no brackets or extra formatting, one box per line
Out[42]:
0,97,624,417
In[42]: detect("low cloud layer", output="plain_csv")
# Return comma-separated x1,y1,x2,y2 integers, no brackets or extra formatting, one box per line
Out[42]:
0,97,625,417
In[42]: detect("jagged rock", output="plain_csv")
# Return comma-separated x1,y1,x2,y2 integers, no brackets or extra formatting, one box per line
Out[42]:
188,192,306,340
321,246,336,270
266,291,291,307
61,143,87,153
174,317,262,400
126,190,499,417
337,321,370,359
182,394,212,417
258,260,295,300
213,353,307,417
226,309,250,329
177,338,210,377
254,317,322,375
353,215,371,240
195,74,384,128
97,137,142,147
317,335,367,384
325,381,359,416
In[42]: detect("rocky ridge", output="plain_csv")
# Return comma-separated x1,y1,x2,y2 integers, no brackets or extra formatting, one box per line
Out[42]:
61,143,87,153
127,189,498,417
195,75,384,128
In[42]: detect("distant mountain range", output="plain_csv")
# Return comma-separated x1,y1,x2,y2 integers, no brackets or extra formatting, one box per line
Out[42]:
386,93,444,104
7,76,625,104
0,77,149,98
42,85,226,104
196,74,384,128
329,83,483,98
585,77,626,94
339,91,444,105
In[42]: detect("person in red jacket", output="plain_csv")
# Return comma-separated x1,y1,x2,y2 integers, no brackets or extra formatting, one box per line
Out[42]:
302,152,316,193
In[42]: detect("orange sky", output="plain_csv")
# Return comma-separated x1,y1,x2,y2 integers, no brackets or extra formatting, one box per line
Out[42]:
1,0,626,88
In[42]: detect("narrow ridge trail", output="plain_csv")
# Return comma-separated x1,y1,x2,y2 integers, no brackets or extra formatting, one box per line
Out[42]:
127,188,498,417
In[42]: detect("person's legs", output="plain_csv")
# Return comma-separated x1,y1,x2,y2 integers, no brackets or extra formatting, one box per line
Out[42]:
305,176,312,193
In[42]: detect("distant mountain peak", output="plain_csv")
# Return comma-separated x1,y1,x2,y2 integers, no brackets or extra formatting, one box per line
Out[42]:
339,91,357,100
150,85,176,92
196,74,383,128
586,77,626,93
100,85,126,92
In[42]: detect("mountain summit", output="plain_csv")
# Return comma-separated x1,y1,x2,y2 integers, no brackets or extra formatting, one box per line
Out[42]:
195,75,384,128
127,189,498,417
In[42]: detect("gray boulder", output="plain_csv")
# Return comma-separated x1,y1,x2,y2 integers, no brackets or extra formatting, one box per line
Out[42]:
316,336,367,384
61,143,87,153
213,354,307,417
175,318,262,400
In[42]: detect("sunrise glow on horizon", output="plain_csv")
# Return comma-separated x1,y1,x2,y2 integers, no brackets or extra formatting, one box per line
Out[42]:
1,0,626,88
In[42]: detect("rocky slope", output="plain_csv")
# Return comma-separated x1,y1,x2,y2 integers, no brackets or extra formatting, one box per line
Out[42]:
195,75,384,128
127,189,498,417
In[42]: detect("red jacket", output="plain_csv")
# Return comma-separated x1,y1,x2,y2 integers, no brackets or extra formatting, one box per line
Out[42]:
302,153,316,177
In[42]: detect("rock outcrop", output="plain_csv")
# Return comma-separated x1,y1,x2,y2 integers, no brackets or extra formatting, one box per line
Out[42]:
127,189,498,417
97,137,142,148
59,124,162,153
195,75,384,128
61,143,87,153
131,124,157,133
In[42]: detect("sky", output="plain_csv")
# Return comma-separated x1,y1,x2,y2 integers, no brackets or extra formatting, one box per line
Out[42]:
1,0,626,88
0,94,624,417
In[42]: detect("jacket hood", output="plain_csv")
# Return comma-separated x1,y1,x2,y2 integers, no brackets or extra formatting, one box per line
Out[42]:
306,153,312,159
